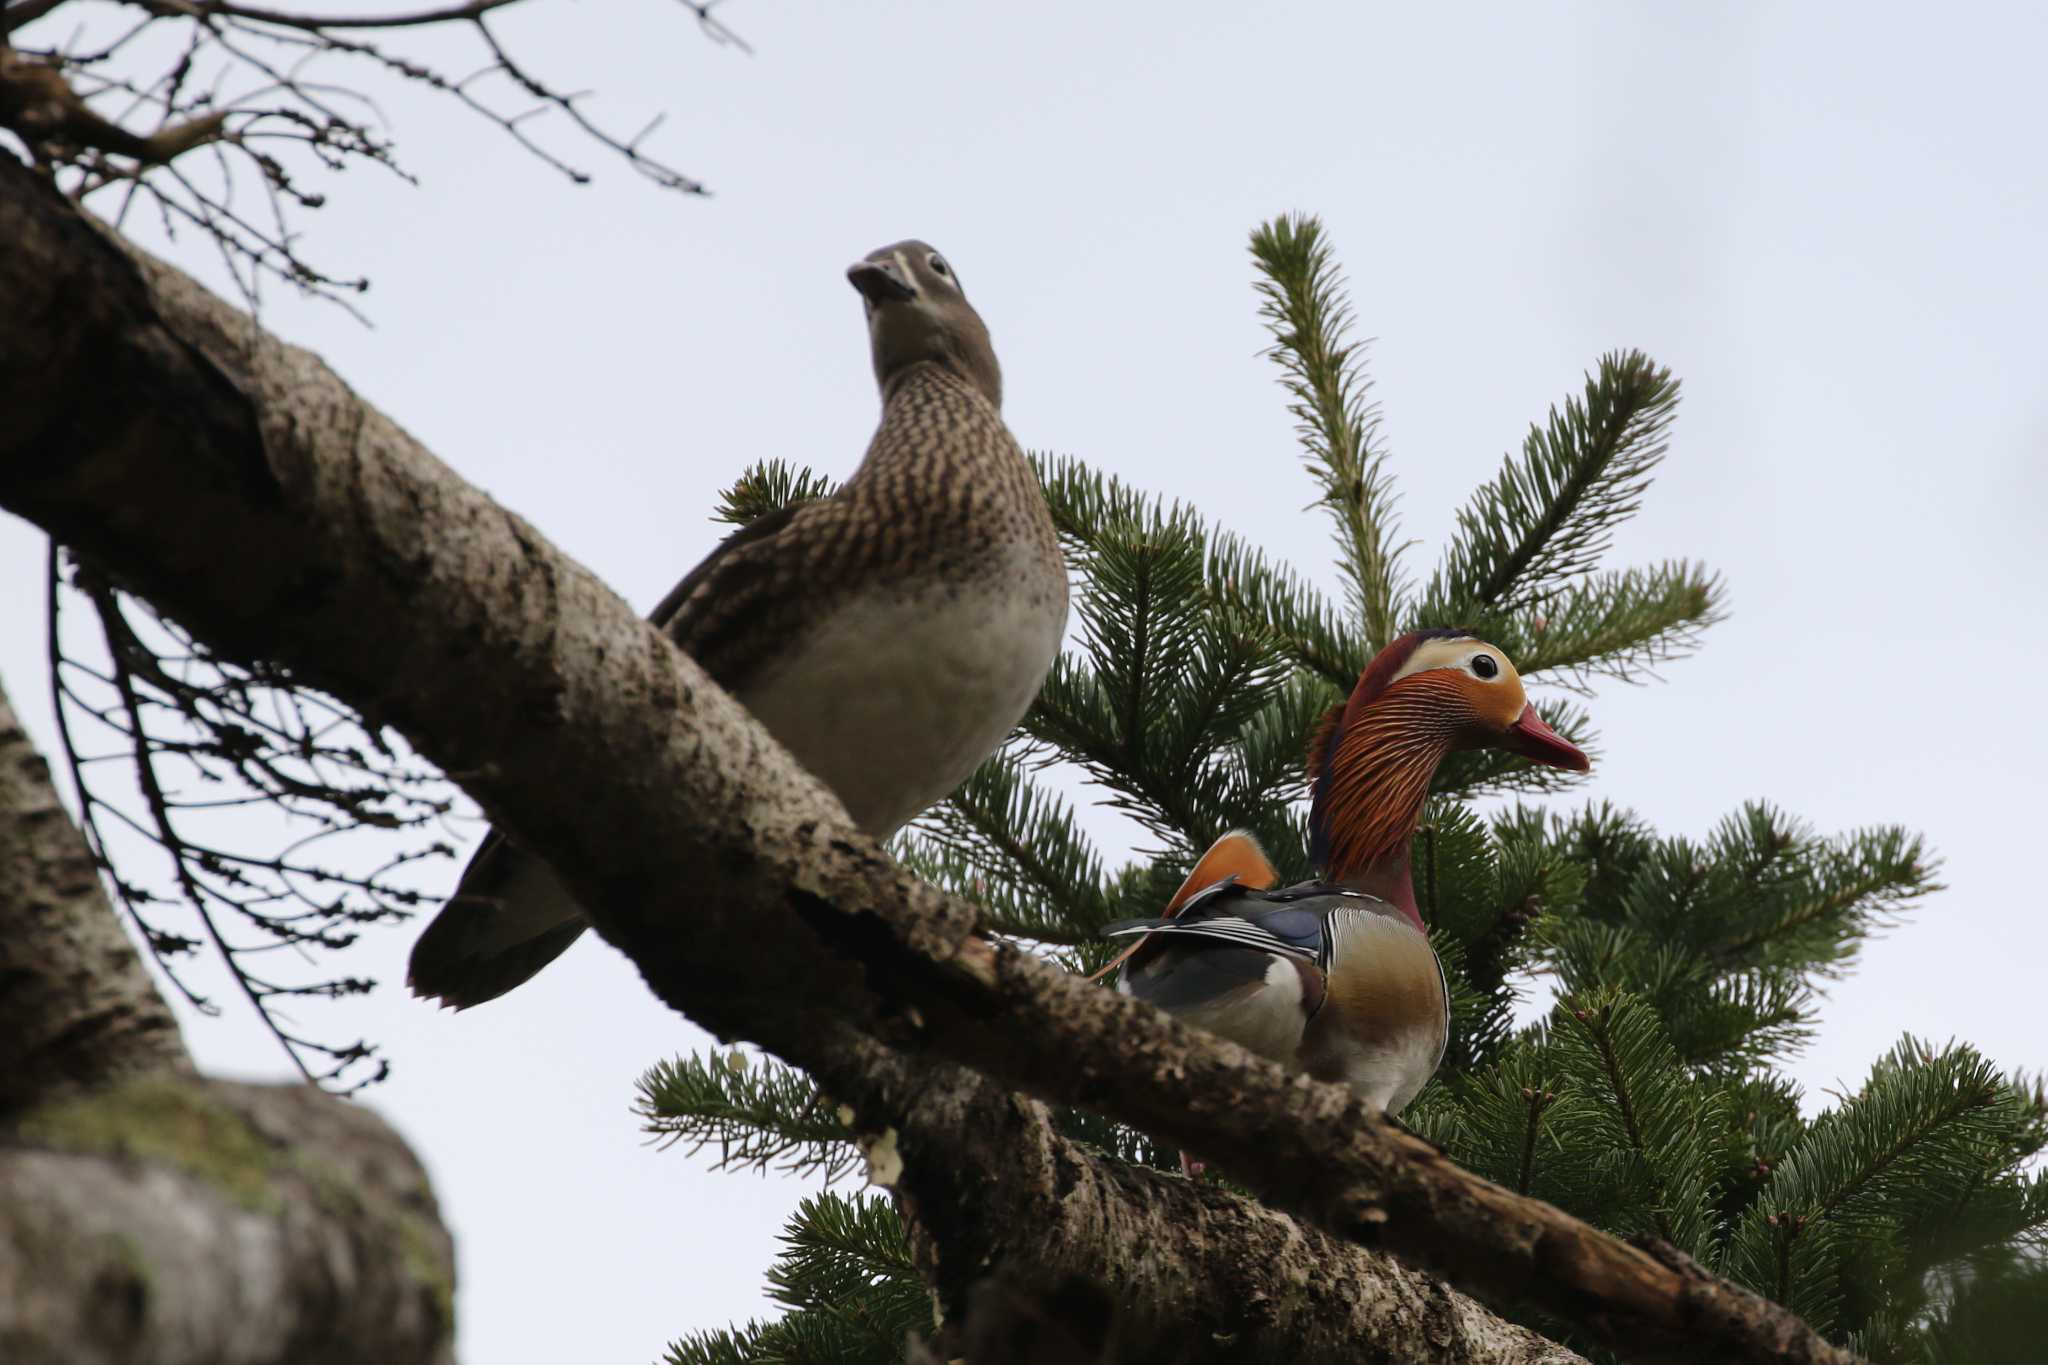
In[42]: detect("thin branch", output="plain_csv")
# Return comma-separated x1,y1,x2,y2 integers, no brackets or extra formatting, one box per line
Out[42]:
4,0,729,305
46,548,449,1090
89,575,323,1084
133,0,525,32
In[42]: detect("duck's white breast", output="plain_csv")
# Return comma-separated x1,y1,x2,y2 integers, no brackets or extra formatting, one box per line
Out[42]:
739,561,1066,838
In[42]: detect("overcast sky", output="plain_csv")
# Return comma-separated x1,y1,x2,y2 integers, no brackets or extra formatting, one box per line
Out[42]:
4,3,2045,1361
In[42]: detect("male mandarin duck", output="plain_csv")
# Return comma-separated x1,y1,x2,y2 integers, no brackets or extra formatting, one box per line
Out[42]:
407,242,1068,1008
1102,629,1588,1114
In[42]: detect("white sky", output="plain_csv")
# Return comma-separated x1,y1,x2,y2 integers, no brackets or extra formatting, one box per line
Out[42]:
3,3,2045,1361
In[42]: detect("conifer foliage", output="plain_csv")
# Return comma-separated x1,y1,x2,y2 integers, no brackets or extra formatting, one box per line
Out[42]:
641,215,2044,1363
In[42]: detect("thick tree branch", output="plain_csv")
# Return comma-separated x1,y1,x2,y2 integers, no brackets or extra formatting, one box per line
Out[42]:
811,1028,1585,1364
0,1078,454,1365
0,666,457,1364
0,156,1859,1365
0,47,228,164
0,670,189,1109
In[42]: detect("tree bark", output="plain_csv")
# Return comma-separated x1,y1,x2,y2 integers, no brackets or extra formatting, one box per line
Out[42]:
0,153,1860,1365
1,1079,455,1365
0,666,458,1365
814,1029,1585,1364
0,675,189,1108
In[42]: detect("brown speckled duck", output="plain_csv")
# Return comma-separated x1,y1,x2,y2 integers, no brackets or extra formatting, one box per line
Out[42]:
410,242,1068,1009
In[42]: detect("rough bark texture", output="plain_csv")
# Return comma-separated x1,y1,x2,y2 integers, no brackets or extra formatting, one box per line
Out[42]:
0,677,190,1108
0,1078,455,1365
0,664,458,1365
816,1030,1584,1364
0,154,1860,1365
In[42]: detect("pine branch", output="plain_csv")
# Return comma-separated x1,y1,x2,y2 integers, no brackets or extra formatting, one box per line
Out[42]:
1231,672,1339,799
1248,213,1410,651
1484,561,1727,693
1899,1166,2048,1289
1714,1072,1811,1236
1032,450,1178,554
710,458,838,527
1542,912,1815,1071
902,748,1114,944
1027,657,1199,848
1724,1039,2034,1340
1549,990,1726,1258
1207,529,1370,690
765,1192,927,1344
664,1318,785,1365
1470,804,1588,997
1054,1102,1183,1172
1413,801,1501,946
1551,802,1660,920
1022,513,1290,851
1670,971,1816,1070
1704,817,1942,978
1771,1041,2014,1230
1916,1253,2048,1365
1421,1046,1600,1212
1419,351,1681,620
635,1049,857,1183
1041,453,1374,694
1433,930,1518,1072
1552,804,1939,1002
663,1192,925,1365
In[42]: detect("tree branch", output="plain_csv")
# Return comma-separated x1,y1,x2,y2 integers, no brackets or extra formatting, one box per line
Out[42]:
133,0,525,32
0,665,456,1363
811,1027,1586,1363
0,669,189,1109
0,156,1861,1365
0,1078,454,1365
0,47,227,164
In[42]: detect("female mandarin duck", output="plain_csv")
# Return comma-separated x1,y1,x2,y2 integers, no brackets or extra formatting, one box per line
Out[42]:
1102,628,1588,1115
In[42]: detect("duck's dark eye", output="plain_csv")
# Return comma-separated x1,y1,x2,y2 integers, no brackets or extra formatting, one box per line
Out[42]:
929,254,951,277
1472,654,1499,679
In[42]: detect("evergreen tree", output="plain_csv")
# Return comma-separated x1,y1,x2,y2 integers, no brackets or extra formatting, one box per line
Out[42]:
640,215,2045,1363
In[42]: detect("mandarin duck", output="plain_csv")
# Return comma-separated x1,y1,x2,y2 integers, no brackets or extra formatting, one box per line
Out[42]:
1103,629,1587,1118
409,242,1069,1008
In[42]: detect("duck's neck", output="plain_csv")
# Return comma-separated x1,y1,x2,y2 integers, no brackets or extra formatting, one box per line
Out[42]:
1315,705,1451,933
1331,836,1425,933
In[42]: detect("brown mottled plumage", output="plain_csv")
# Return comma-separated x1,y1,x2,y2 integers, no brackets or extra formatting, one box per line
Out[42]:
409,241,1067,1009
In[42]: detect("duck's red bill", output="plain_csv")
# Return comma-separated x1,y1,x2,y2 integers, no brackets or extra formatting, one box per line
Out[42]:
1506,704,1590,771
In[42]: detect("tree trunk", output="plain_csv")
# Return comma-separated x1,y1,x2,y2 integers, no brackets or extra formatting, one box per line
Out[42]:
2,1079,455,1365
0,676,189,1107
0,153,1859,1365
0,670,458,1365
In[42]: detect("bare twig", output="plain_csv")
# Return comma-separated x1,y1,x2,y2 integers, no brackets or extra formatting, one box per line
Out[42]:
47,549,455,1090
135,0,525,32
2,0,735,303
